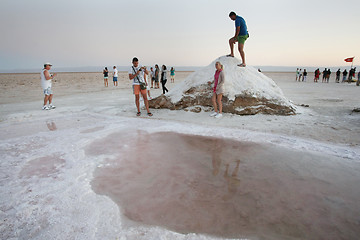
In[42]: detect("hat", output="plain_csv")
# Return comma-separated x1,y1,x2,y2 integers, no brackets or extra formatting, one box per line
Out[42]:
44,62,52,66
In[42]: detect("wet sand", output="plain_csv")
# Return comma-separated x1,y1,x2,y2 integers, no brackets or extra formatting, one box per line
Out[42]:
90,131,360,240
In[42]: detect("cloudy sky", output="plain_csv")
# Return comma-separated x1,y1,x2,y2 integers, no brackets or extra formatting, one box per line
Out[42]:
0,0,359,70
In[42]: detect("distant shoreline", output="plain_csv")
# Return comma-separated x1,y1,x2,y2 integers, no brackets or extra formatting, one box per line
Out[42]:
1,65,358,74
0,71,197,75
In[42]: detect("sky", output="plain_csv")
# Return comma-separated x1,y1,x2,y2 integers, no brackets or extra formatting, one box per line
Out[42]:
0,0,359,71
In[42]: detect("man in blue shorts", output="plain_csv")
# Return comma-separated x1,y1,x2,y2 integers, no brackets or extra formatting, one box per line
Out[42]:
113,66,118,86
227,11,249,67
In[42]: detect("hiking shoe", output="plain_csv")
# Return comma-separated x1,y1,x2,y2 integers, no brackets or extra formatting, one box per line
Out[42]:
42,105,50,110
215,113,223,118
210,112,218,117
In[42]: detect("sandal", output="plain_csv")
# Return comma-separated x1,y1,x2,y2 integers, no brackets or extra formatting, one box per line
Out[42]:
238,63,246,67
226,54,234,57
136,112,141,116
147,112,153,117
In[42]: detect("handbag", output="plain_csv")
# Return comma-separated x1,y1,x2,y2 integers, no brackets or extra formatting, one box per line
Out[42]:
140,82,147,90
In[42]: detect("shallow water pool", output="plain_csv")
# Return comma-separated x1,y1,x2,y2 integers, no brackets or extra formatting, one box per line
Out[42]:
90,131,360,240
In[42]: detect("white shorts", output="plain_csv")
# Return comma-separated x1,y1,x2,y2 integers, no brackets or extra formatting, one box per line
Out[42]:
43,87,53,96
147,85,150,91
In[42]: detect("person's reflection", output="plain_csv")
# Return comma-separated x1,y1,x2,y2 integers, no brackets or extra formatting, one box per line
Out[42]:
46,120,57,131
211,138,240,185
222,160,241,200
211,138,222,176
210,138,241,199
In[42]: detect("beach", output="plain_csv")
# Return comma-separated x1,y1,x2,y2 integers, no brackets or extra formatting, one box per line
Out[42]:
1,70,360,240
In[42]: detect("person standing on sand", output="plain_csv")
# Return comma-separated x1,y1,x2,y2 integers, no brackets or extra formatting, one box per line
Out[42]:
113,66,118,86
144,67,152,100
348,68,354,83
40,63,57,110
208,61,225,119
128,57,153,117
154,64,160,89
314,69,320,82
298,69,302,82
322,68,327,83
150,67,155,88
326,68,331,83
296,68,300,81
227,11,249,67
336,69,341,83
352,67,357,81
302,69,307,82
103,67,109,87
342,69,348,82
161,65,169,94
170,67,175,83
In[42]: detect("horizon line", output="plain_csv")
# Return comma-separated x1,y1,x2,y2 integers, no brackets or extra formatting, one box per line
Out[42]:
1,64,359,70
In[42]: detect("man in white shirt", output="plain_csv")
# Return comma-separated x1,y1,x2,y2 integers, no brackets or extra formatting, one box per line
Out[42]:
128,57,153,116
40,63,57,110
113,66,118,86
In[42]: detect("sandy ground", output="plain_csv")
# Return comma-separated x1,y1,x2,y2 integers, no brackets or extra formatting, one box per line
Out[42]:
1,70,360,240
0,71,359,146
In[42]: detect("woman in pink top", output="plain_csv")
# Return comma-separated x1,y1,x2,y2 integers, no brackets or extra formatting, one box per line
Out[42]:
208,61,225,118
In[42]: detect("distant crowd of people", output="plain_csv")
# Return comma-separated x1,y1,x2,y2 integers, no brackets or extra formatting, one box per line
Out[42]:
101,58,177,116
103,64,175,95
296,67,360,85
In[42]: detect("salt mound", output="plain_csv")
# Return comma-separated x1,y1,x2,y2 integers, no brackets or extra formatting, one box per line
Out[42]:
149,56,296,115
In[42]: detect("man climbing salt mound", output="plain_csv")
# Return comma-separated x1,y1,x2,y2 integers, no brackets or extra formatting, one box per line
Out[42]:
227,11,249,67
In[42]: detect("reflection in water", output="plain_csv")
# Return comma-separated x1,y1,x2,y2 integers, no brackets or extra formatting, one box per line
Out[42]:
211,138,241,198
223,160,241,200
46,120,57,131
89,131,360,240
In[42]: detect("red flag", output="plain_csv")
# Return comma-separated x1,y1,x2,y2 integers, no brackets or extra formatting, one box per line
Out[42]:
344,57,354,62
